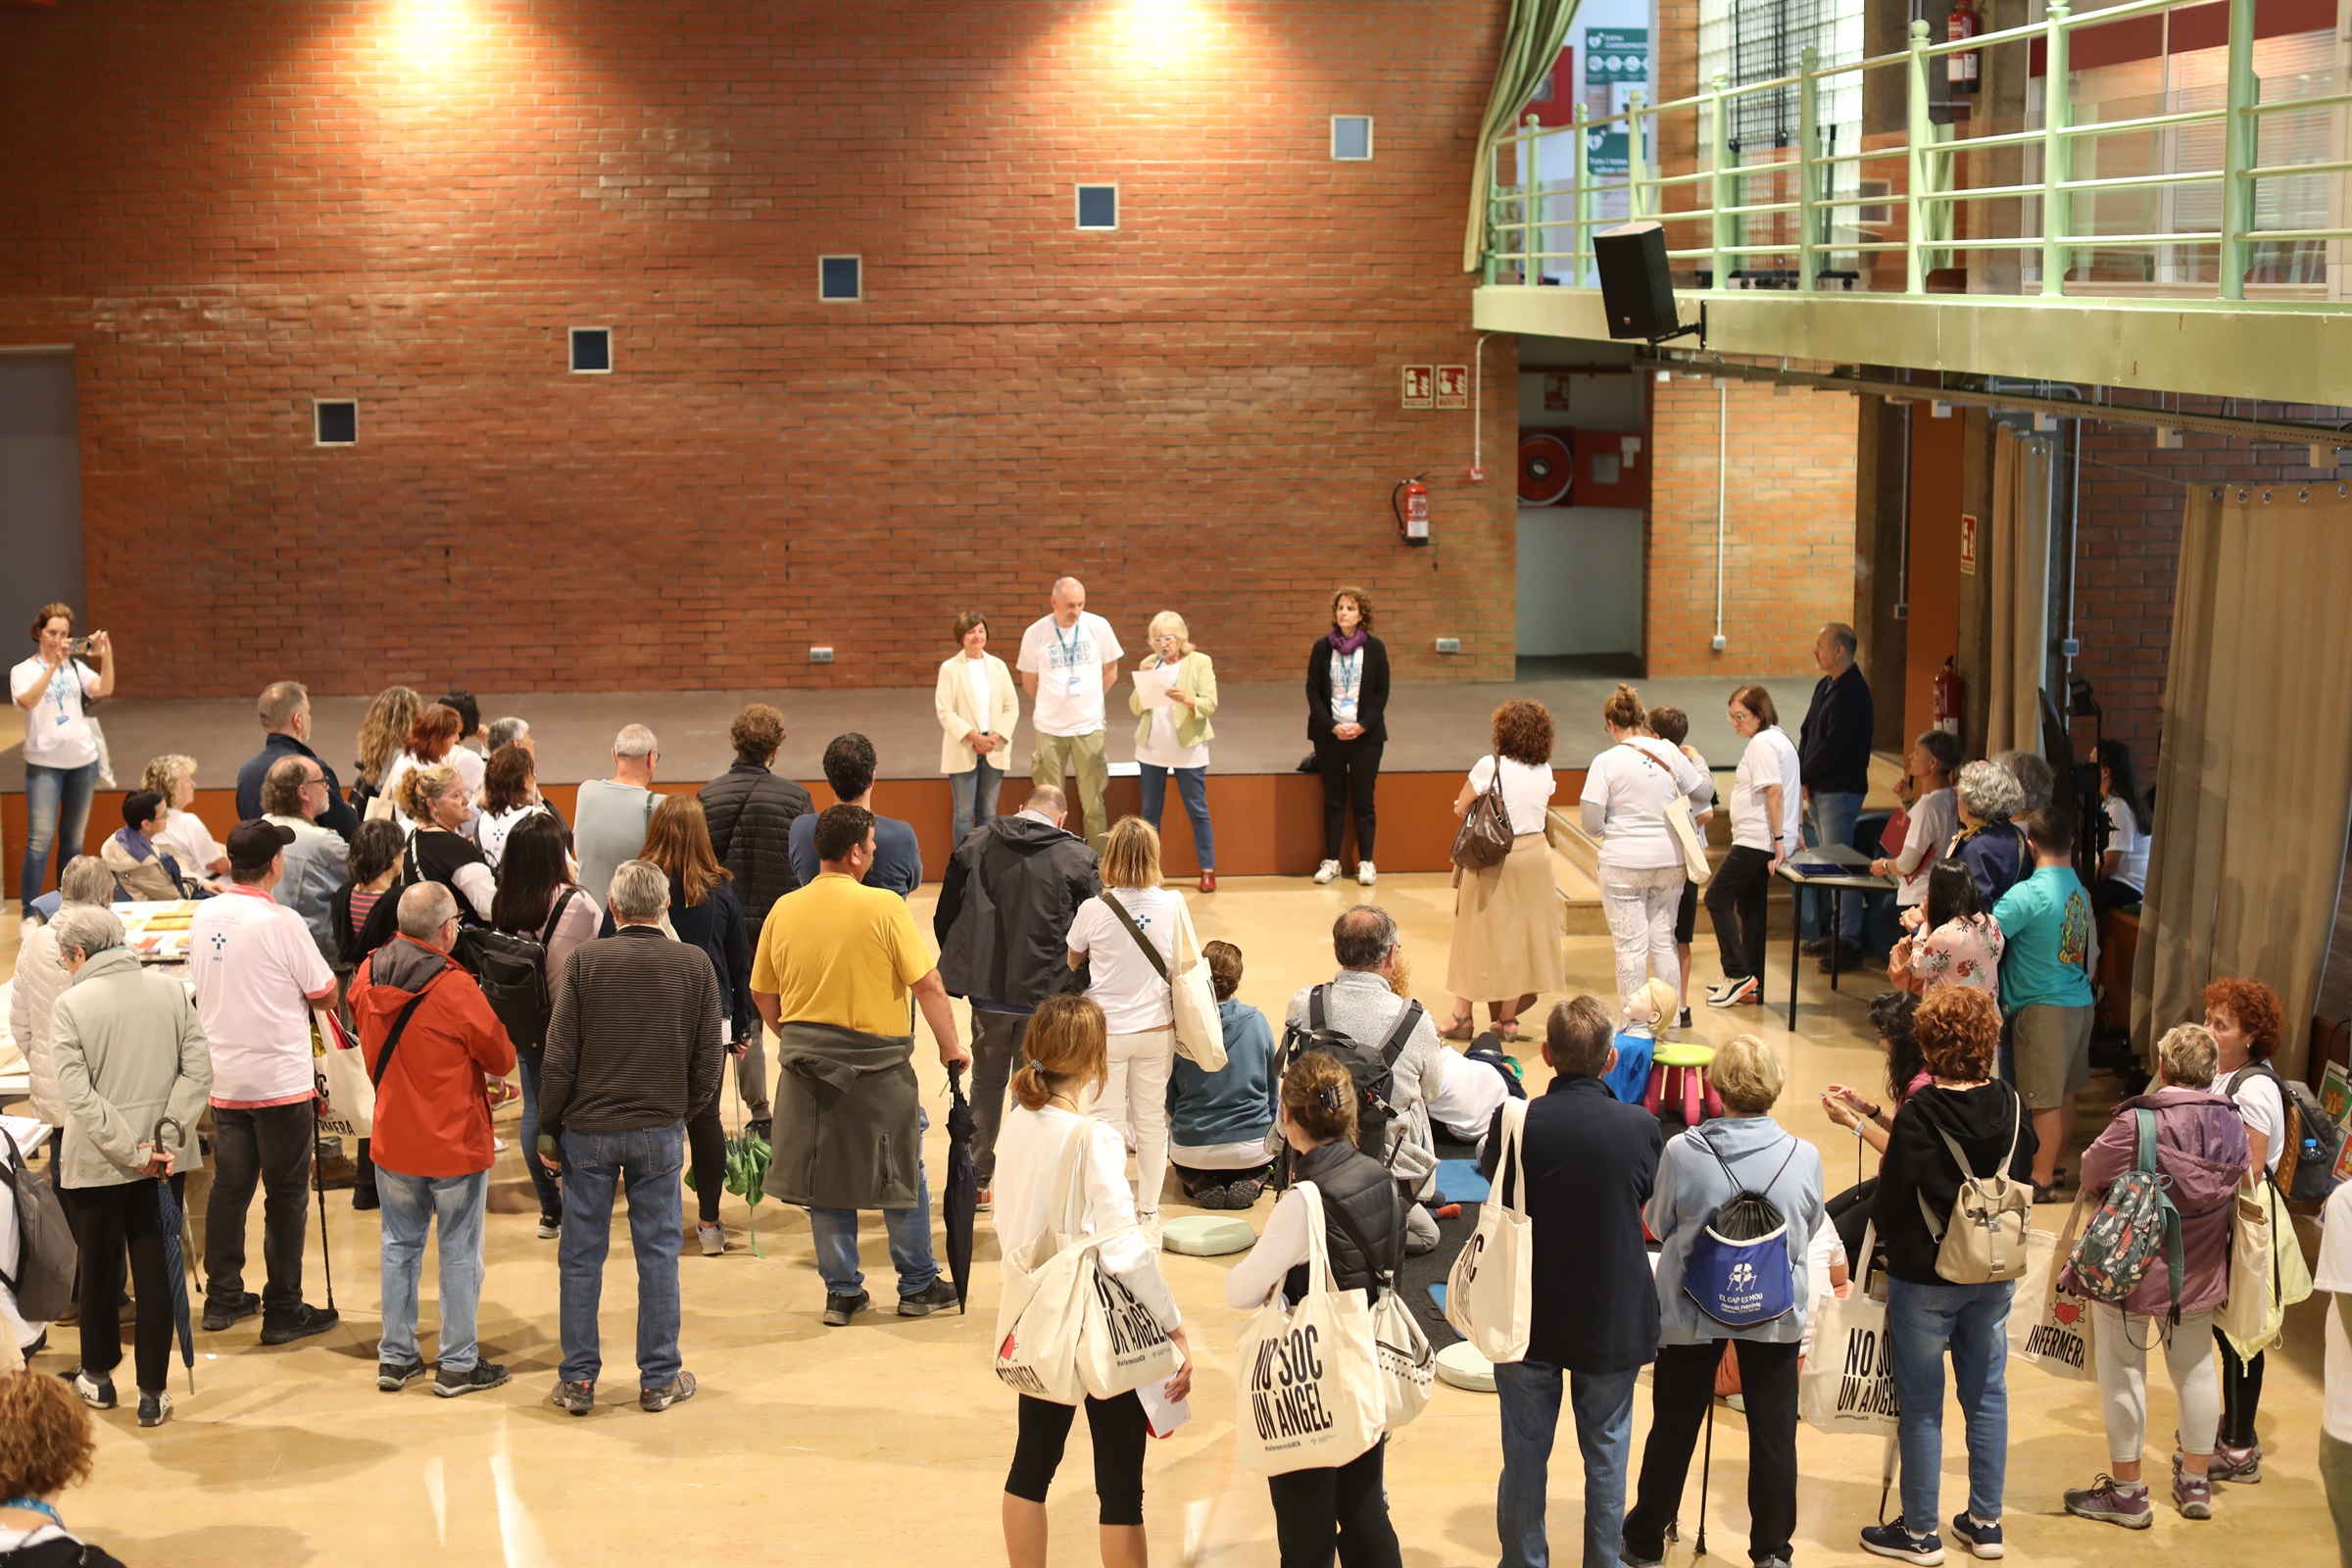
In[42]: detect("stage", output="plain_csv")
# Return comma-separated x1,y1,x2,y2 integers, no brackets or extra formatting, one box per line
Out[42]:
5,668,1812,894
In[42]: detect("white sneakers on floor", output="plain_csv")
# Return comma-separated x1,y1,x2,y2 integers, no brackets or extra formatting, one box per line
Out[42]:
1313,859,1341,885
1357,861,1377,886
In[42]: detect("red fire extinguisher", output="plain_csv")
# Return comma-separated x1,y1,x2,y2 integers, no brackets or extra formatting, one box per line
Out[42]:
1947,0,1981,94
1394,474,1431,544
1933,656,1965,741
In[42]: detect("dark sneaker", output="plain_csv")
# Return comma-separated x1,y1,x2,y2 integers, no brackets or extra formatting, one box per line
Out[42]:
2063,1474,2152,1529
1800,937,1833,956
65,1367,117,1409
1618,1544,1663,1568
351,1188,380,1211
897,1278,960,1317
2172,1454,2213,1519
435,1360,512,1398
1192,1184,1229,1209
377,1358,429,1392
550,1378,596,1416
822,1290,870,1327
201,1292,261,1332
1859,1520,1946,1564
1226,1178,1266,1208
136,1391,172,1428
536,1212,563,1241
1817,944,1868,973
1949,1512,2004,1559
1677,1007,1693,1031
640,1371,697,1412
260,1303,340,1346
2209,1441,2263,1484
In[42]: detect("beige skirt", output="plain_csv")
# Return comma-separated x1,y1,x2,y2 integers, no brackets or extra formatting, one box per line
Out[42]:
1445,831,1565,1001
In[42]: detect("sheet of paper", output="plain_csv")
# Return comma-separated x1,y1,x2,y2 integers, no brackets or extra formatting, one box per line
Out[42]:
1133,663,1178,710
1137,1374,1192,1438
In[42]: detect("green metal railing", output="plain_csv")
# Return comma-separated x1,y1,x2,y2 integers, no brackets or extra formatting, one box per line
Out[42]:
1484,0,2352,303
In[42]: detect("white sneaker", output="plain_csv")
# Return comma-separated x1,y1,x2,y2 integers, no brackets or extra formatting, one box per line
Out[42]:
1356,860,1377,886
19,914,38,941
1312,859,1341,885
698,1222,727,1257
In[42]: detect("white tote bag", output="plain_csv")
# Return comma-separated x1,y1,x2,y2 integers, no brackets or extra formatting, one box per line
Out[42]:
2007,1196,2095,1383
2222,1178,2312,1361
1445,1099,1534,1362
312,1008,373,1140
1167,898,1225,1072
1234,1183,1388,1477
1798,1223,1903,1433
1370,1285,1435,1430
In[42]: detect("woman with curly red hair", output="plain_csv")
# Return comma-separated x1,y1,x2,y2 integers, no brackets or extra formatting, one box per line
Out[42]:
2204,974,2287,1481
1441,700,1565,1042
0,1370,126,1566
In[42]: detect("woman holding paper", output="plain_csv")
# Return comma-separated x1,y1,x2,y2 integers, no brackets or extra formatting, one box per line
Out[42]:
1129,612,1219,894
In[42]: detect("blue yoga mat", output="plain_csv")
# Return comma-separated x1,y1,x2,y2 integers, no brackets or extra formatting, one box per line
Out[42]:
1436,1158,1491,1204
1428,1283,1447,1312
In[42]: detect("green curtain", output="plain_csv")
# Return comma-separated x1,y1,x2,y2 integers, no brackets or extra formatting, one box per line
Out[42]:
1461,0,1585,273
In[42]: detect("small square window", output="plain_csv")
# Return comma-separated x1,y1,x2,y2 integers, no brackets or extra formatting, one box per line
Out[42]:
314,399,356,446
819,256,862,302
1076,184,1118,230
569,326,612,373
1332,116,1374,161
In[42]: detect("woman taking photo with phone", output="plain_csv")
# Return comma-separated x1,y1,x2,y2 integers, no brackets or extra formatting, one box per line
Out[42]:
12,605,114,922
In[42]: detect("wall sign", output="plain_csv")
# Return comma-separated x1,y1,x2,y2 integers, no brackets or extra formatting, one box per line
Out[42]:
1434,366,1469,410
1959,513,1978,574
1401,366,1433,410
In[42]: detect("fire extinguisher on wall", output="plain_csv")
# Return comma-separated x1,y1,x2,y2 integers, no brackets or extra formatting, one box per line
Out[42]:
1947,0,1981,94
1394,474,1431,544
1933,655,1965,741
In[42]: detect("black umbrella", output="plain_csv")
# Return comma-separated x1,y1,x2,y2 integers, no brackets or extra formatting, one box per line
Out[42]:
151,1116,196,1395
942,1064,978,1314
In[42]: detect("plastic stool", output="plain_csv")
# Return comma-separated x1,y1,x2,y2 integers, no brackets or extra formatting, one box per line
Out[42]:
1644,1040,1722,1125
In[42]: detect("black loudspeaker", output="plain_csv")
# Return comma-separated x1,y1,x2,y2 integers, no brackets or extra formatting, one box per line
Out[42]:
1593,220,1681,340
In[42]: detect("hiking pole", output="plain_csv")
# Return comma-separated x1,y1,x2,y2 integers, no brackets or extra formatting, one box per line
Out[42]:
312,1098,335,1312
1694,1392,1714,1558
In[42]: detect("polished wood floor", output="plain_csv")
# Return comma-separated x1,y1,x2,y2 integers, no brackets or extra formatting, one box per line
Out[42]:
5,874,2335,1566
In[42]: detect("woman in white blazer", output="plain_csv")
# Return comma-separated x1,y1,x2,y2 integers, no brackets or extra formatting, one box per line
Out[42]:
937,610,1023,845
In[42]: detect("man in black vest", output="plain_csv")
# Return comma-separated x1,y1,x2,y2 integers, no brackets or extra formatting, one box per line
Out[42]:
1479,994,1663,1568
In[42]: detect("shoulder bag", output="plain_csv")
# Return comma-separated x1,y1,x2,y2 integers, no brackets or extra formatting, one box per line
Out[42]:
2007,1193,2096,1382
1323,1178,1435,1430
1451,760,1514,871
1625,742,1712,886
1233,1181,1388,1476
1445,1098,1535,1360
1101,892,1224,1071
1799,1220,1902,1433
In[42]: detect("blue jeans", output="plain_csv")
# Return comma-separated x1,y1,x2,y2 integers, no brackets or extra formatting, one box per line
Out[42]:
1888,1275,2014,1531
376,1167,489,1372
950,756,1004,846
21,760,98,901
808,1107,936,1298
1495,1358,1640,1568
557,1124,685,1388
515,1053,562,1220
1800,789,1866,946
1138,763,1215,868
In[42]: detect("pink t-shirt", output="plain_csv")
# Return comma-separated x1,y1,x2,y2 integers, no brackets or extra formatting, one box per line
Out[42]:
191,885,335,1107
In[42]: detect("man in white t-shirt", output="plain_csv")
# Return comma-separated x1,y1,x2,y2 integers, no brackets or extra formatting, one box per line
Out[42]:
11,608,113,923
1017,577,1123,855
192,819,341,1346
2314,1178,2352,1559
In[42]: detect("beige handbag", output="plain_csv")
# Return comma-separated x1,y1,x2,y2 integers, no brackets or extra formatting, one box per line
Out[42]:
1624,742,1711,885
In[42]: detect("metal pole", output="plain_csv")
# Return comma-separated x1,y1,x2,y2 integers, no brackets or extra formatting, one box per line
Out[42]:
1711,72,1736,286
2041,1,2074,296
1627,90,1649,220
1907,19,1934,295
1799,47,1822,290
1573,102,1592,285
1526,115,1542,284
2219,0,2258,299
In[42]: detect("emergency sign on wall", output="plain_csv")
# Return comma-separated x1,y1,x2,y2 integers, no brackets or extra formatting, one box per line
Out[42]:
1401,366,1433,410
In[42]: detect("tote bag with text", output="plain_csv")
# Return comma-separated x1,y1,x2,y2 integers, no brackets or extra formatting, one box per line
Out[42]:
2007,1196,2095,1383
1446,1099,1535,1362
1798,1223,1902,1434
1233,1184,1387,1477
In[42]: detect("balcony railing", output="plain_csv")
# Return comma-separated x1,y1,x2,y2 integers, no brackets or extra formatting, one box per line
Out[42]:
1484,0,2351,306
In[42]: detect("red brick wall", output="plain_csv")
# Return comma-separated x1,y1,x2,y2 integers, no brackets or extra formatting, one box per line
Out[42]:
0,1,1517,699
1646,376,1858,675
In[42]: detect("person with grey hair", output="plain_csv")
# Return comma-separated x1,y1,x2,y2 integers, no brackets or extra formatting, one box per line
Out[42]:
1997,749,2057,818
1283,905,1448,1254
1796,621,1874,966
1949,760,2034,906
348,881,517,1398
261,754,343,960
10,856,115,1173
1872,729,1964,911
1017,576,1123,855
573,724,660,910
539,858,725,1415
48,903,212,1427
235,678,357,840
486,715,531,754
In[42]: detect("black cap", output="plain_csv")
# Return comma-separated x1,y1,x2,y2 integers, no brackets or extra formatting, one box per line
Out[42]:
225,818,297,871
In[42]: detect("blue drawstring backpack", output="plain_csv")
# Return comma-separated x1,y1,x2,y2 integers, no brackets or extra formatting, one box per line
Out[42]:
1682,1131,1802,1329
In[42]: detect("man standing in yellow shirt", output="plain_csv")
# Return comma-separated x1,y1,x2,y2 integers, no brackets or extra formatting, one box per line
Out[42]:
753,805,970,1327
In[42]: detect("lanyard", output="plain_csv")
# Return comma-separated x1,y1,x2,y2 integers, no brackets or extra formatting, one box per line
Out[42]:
2,1498,64,1529
1052,618,1085,665
1332,649,1360,697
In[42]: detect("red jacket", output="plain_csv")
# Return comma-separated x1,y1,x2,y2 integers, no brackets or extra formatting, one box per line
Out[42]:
349,935,516,1178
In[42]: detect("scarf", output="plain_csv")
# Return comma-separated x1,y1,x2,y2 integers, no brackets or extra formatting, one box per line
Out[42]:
1327,625,1369,656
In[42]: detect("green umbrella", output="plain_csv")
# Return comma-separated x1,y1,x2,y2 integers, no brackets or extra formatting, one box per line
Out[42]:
687,1073,773,1256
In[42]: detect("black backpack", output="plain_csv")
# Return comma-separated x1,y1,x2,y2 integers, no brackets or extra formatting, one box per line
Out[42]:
1279,985,1425,1166
456,887,580,1056
2229,1060,2344,1204
0,1124,78,1323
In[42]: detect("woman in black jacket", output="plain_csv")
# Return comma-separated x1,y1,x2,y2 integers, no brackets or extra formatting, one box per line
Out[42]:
1304,585,1390,887
1223,1051,1405,1568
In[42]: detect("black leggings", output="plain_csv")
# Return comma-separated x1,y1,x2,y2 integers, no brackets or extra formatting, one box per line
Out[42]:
687,1097,725,1225
1005,1393,1148,1526
1265,1438,1402,1568
1705,845,1776,982
1315,736,1383,860
2217,1330,2265,1447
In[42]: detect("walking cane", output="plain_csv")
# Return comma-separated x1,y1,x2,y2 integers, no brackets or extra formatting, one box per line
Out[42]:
1693,1393,1715,1558
311,1097,335,1312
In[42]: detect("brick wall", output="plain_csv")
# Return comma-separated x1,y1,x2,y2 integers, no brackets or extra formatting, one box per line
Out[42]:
0,1,1517,699
1646,376,1859,676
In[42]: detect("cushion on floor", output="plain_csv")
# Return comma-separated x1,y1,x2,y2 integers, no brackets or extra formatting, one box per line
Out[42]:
1435,1158,1491,1204
1436,1339,1496,1393
1160,1213,1257,1256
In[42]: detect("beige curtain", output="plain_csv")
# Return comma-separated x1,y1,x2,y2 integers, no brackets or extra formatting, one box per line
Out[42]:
1985,426,2053,758
2132,487,2352,1079
1460,0,1584,272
